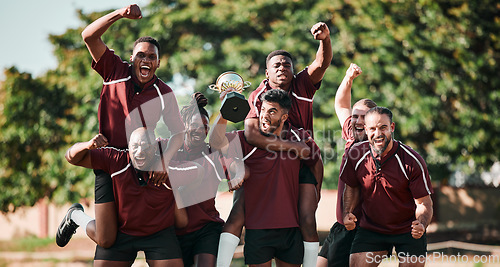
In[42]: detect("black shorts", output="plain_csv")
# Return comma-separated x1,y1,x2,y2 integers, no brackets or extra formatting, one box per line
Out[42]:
94,226,182,261
318,222,357,267
299,165,317,185
351,227,427,257
177,221,223,266
244,227,304,265
94,169,114,204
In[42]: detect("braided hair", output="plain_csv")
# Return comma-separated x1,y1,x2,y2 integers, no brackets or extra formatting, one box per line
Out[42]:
180,92,209,125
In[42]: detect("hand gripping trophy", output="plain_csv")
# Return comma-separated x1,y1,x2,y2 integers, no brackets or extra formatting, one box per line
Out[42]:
209,71,251,123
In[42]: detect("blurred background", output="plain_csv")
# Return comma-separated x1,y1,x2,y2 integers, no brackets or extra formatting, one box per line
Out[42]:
0,0,499,266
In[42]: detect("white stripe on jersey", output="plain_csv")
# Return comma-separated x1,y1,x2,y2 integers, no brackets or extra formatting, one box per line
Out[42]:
111,163,132,178
153,84,165,111
400,145,432,195
354,151,370,171
290,129,301,141
243,147,258,161
103,76,131,85
202,151,224,181
395,154,409,180
253,87,267,115
291,91,313,102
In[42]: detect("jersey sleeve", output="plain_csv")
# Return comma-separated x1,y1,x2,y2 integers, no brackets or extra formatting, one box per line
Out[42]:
342,115,354,141
407,149,434,199
339,146,361,188
90,148,122,174
294,68,321,99
246,89,261,119
91,47,128,81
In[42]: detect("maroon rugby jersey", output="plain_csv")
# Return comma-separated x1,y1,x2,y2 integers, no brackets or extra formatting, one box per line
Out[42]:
92,47,184,148
90,147,175,236
246,68,320,136
227,123,321,229
340,141,433,234
172,143,225,236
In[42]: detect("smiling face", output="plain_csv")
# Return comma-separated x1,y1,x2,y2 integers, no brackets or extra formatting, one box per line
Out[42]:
130,42,160,85
351,103,373,142
128,128,157,171
266,55,294,91
259,100,288,136
364,112,395,157
186,113,209,148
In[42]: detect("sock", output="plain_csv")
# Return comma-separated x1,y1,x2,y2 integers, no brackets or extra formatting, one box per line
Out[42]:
70,210,94,231
217,232,240,267
303,241,320,267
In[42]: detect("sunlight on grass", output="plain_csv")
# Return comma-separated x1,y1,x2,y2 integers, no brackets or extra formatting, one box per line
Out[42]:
0,236,54,252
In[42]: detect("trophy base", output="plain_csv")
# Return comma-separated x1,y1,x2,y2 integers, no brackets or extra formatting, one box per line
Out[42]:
220,91,250,123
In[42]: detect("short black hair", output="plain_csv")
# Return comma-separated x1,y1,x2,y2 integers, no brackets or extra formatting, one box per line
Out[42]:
366,106,393,123
266,50,293,66
260,89,292,113
134,36,161,56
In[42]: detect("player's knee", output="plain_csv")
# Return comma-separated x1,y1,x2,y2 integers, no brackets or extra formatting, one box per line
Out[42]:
224,214,245,233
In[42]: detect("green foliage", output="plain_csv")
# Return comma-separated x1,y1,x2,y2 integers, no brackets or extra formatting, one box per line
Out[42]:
0,68,88,212
0,0,499,210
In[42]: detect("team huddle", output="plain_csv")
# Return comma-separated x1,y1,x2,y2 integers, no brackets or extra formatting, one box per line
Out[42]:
56,4,434,267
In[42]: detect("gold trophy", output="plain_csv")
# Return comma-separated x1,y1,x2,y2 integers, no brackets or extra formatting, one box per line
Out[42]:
209,71,251,123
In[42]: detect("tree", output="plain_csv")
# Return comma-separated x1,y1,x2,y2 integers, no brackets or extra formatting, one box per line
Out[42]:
0,68,88,212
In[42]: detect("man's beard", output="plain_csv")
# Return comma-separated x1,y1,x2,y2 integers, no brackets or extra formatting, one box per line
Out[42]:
370,134,391,156
259,118,281,136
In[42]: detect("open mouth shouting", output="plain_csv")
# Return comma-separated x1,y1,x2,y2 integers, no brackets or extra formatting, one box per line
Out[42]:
370,134,389,155
190,131,205,142
134,154,147,169
261,119,271,132
373,135,386,146
140,65,151,78
354,124,364,134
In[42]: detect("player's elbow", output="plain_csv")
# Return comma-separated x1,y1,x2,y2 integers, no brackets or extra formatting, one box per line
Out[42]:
81,30,91,43
97,237,116,249
65,149,76,165
81,29,99,45
94,228,117,249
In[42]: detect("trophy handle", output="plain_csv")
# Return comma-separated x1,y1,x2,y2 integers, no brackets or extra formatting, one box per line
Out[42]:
243,81,252,89
208,84,221,92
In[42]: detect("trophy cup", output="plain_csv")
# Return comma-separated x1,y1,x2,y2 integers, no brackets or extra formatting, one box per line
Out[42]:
209,71,251,123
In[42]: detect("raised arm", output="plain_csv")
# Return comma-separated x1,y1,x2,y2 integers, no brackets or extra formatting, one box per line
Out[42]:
81,4,142,62
334,63,362,127
411,195,433,239
208,90,233,153
244,118,311,159
307,22,333,85
208,113,231,153
65,134,109,169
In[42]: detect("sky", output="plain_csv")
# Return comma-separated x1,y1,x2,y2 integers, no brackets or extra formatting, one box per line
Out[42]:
0,0,149,79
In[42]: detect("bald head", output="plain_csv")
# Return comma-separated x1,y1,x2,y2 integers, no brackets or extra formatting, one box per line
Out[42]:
129,127,158,170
